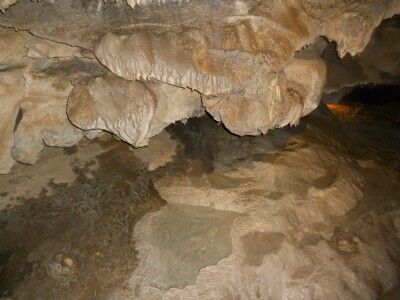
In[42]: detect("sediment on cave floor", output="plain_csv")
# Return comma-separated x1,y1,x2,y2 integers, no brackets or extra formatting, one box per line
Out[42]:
0,1,399,299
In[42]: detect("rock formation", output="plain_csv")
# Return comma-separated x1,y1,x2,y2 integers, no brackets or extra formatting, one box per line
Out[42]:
67,73,202,147
0,1,400,299
323,15,400,97
0,0,399,173
0,0,17,12
3,106,399,299
0,29,105,172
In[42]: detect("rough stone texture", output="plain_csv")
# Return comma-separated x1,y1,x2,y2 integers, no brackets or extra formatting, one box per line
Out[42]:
0,26,203,172
202,58,326,135
125,0,191,9
0,70,25,173
0,28,106,171
2,1,398,55
131,130,178,171
90,0,397,135
67,73,202,147
13,57,106,165
131,203,239,290
0,0,399,298
323,15,400,95
12,72,83,164
95,33,327,135
110,110,400,300
67,73,157,148
0,103,399,298
0,29,29,173
146,82,204,138
0,0,399,170
0,0,17,12
0,0,171,12
0,134,113,209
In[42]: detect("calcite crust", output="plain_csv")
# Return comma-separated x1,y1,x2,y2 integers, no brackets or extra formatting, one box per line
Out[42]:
0,0,399,172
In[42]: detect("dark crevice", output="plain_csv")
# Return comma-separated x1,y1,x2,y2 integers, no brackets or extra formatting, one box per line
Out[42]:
13,108,23,133
341,84,400,106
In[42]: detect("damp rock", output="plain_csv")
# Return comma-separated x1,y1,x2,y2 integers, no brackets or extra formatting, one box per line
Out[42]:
0,0,398,172
67,72,202,147
11,72,83,164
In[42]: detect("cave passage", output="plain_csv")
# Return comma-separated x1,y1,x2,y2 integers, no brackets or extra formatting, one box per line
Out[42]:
0,1,399,299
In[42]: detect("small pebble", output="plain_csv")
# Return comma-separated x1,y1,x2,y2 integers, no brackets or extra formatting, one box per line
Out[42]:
63,257,74,268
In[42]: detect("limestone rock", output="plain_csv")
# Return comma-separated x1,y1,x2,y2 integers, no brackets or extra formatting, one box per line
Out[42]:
12,72,83,164
323,15,400,94
0,29,28,173
109,111,400,300
203,58,326,135
11,55,105,165
131,131,178,171
94,30,326,136
67,73,156,148
0,0,399,172
130,203,239,290
0,0,188,13
146,81,203,138
126,0,190,9
92,0,397,136
25,38,94,60
0,70,25,173
94,30,236,95
0,28,106,168
0,0,17,12
68,73,202,147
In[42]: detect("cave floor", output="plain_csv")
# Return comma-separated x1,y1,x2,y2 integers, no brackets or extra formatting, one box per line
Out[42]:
0,104,399,299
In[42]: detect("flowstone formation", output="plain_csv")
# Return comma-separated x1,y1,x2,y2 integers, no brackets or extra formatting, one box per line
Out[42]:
1,106,399,299
0,29,103,172
0,0,399,173
321,14,400,103
119,111,400,300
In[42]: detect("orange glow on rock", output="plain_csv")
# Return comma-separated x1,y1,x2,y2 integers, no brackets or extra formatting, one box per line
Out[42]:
326,103,360,118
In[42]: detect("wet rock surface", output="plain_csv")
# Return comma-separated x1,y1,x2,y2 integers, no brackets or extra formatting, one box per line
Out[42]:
0,138,165,298
1,103,399,299
125,107,399,299
0,1,399,298
132,203,239,290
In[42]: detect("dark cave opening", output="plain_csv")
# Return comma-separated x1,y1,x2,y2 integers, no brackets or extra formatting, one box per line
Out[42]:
342,84,400,106
324,84,400,130
0,1,400,299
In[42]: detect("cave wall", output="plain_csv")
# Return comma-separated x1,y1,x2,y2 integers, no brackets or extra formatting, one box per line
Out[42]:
0,0,399,173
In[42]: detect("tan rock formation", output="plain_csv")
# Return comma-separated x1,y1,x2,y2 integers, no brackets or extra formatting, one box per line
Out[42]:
0,28,105,170
108,110,400,300
323,15,400,94
94,28,327,136
12,72,83,164
0,29,29,173
68,73,156,148
203,58,326,135
93,0,398,136
0,0,399,172
0,1,399,299
0,70,25,174
67,73,202,147
0,0,17,12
